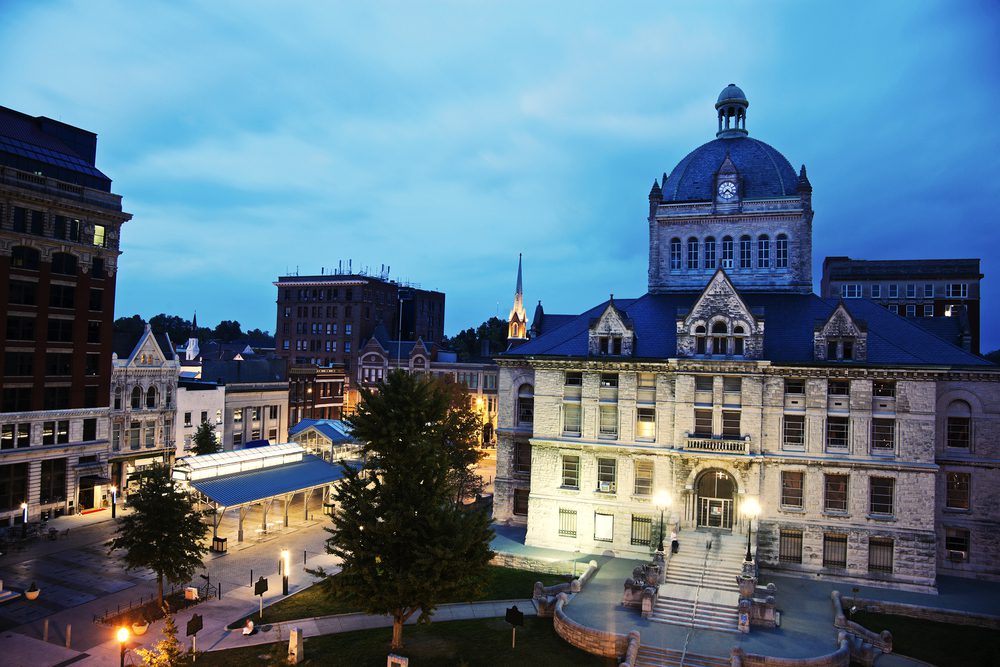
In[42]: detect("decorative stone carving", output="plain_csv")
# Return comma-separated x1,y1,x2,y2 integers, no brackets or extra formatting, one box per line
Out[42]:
676,270,764,359
588,296,635,356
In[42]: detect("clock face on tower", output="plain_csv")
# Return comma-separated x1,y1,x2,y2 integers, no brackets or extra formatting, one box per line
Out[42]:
718,181,737,200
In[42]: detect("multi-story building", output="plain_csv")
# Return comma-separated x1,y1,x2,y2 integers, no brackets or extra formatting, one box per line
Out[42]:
357,324,499,447
202,358,289,450
289,364,346,424
493,85,1000,590
109,327,179,495
0,106,131,523
174,378,225,458
821,257,982,354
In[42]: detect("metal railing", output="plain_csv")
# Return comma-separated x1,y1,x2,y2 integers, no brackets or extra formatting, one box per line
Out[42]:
684,435,749,454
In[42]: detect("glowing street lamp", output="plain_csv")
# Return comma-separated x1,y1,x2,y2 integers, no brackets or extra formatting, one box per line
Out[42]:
110,485,117,519
116,627,129,667
741,497,761,562
654,492,671,552
20,502,27,539
280,548,290,595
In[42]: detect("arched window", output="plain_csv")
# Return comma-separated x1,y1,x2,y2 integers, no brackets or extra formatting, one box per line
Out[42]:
946,400,971,449
670,238,682,270
711,321,728,356
739,235,752,269
11,246,40,270
687,237,699,269
776,234,789,268
733,325,746,356
721,237,734,268
704,237,716,268
695,325,707,355
51,252,78,276
146,386,157,408
114,386,123,410
757,236,770,269
517,384,534,426
131,386,142,409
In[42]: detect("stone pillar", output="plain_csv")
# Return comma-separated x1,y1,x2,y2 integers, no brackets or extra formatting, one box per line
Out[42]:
288,627,304,664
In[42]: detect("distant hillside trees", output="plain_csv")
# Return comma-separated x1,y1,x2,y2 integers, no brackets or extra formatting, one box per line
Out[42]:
113,313,272,346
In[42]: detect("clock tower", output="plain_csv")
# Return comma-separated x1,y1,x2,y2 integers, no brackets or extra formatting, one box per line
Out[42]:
648,84,814,294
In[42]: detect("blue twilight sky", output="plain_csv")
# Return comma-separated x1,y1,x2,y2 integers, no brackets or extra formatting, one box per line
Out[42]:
3,1,1000,352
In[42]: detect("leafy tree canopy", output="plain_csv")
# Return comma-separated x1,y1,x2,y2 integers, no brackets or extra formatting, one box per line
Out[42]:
443,316,507,361
191,421,220,456
107,465,209,607
113,313,273,346
315,370,494,649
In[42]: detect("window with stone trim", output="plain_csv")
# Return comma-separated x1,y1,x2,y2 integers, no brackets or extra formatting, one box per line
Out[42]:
824,474,848,512
828,380,850,396
633,460,653,496
687,237,699,269
871,419,895,453
775,234,788,268
513,488,529,516
637,373,656,403
946,472,970,510
561,455,580,489
636,408,656,440
757,235,770,268
599,405,618,438
670,238,682,270
783,415,805,449
779,529,803,563
597,457,617,493
39,458,67,504
594,512,614,542
826,417,849,450
721,236,734,269
739,235,752,269
822,533,848,569
868,537,894,573
781,471,803,508
514,440,531,476
869,477,894,515
563,404,581,436
873,381,895,397
946,401,971,448
944,528,969,560
558,509,577,537
722,410,741,438
516,384,534,426
704,237,716,268
693,409,712,436
784,378,805,394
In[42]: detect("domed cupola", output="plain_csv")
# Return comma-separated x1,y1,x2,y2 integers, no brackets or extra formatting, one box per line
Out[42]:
716,83,748,138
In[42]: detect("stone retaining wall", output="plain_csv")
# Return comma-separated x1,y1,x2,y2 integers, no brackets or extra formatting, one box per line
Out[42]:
842,595,1000,630
731,634,850,667
490,552,577,575
553,592,630,660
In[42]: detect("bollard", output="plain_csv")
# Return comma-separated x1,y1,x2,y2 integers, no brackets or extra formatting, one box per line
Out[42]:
218,582,222,600
303,550,306,565
65,624,71,649
250,569,253,588
42,619,48,642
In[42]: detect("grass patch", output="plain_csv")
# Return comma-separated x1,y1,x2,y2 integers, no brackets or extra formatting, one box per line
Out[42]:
851,611,1000,667
203,616,615,667
228,566,568,629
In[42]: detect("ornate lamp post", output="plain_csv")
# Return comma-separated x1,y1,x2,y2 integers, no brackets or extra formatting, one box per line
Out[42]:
741,497,761,562
116,627,129,667
280,548,290,595
654,491,671,552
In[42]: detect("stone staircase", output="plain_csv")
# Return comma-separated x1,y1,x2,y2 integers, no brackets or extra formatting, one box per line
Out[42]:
634,645,731,667
649,530,746,633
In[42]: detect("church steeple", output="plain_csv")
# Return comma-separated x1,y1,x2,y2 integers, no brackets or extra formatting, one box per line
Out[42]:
508,253,528,343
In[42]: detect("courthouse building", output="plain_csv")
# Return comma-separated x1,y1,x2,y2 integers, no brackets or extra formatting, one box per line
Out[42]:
493,85,999,590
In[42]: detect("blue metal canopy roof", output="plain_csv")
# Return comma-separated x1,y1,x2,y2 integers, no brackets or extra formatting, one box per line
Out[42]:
189,454,350,507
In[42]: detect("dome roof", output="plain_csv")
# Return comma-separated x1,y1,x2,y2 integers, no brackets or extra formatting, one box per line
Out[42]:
660,137,799,202
716,83,747,106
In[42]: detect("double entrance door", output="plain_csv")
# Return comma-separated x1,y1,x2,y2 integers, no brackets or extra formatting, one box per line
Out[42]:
697,497,733,529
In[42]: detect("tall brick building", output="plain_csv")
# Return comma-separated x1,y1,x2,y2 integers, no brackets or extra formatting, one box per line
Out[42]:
493,85,1000,591
0,106,131,522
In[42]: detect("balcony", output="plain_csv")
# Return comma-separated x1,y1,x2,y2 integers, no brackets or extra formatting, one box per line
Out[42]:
684,435,750,455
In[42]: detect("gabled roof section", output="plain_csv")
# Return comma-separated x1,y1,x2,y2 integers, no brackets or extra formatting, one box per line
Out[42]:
683,269,757,328
815,302,866,336
114,326,173,367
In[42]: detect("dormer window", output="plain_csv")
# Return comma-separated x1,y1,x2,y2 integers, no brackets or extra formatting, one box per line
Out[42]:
711,321,728,355
733,325,746,356
826,338,855,361
598,335,622,355
695,325,707,354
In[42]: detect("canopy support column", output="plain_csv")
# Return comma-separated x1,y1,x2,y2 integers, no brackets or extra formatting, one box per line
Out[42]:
238,505,250,542
283,494,290,528
212,504,226,539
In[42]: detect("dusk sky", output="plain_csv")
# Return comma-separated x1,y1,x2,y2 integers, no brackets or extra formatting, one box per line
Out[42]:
3,1,999,352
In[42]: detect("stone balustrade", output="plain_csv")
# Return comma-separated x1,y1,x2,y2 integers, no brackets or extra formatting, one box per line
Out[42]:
685,435,750,454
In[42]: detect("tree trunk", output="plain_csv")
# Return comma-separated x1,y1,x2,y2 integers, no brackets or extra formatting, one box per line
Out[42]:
157,573,164,609
391,614,404,650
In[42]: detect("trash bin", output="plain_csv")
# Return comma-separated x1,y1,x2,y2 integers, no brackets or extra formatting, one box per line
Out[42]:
323,502,335,516
212,536,228,553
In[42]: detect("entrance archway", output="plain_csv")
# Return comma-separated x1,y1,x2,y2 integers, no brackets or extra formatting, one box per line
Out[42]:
696,469,736,529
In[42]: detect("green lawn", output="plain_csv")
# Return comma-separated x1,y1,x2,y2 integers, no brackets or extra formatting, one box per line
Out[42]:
851,611,1000,667
229,566,569,628
201,616,615,667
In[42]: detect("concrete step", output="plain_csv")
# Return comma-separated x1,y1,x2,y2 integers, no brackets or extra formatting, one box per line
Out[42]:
650,596,739,633
635,645,731,667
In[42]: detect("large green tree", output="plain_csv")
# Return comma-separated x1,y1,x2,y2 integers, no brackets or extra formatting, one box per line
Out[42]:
191,422,220,456
107,465,209,607
443,316,507,360
316,371,494,649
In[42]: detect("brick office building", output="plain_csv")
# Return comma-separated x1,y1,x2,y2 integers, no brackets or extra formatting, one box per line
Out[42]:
821,257,983,354
493,85,1000,591
0,106,131,522
274,271,445,412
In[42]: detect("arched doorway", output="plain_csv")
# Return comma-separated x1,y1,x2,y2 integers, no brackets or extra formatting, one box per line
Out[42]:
696,469,736,529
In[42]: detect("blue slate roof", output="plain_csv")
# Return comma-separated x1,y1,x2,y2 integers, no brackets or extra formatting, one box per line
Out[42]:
288,419,357,444
190,454,349,507
661,137,799,202
504,292,990,368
